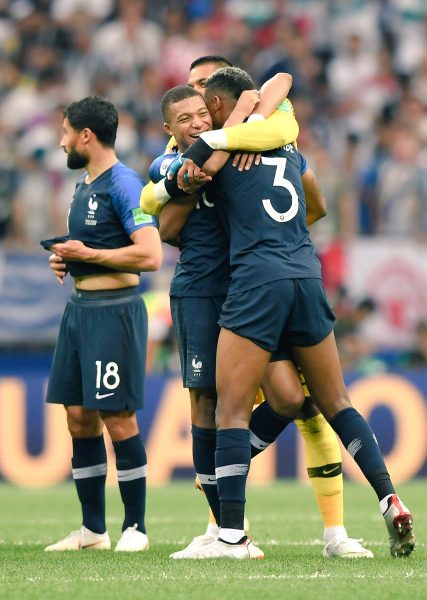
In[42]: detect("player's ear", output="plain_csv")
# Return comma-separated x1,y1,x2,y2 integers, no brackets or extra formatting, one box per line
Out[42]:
211,95,221,112
81,128,92,144
163,122,173,137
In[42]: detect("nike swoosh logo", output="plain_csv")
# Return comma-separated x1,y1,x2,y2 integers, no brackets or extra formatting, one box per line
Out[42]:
82,541,106,549
95,392,115,400
322,466,340,475
207,477,216,482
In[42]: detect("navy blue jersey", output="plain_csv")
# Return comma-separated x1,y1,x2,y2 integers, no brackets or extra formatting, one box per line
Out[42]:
67,161,155,277
150,154,230,297
299,151,307,176
211,145,321,295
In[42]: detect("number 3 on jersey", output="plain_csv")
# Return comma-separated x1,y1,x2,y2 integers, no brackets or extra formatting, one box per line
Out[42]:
261,156,299,223
95,360,121,390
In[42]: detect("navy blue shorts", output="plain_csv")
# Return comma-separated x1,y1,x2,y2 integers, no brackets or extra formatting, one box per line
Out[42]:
219,279,335,353
46,287,148,411
171,295,225,389
270,346,293,362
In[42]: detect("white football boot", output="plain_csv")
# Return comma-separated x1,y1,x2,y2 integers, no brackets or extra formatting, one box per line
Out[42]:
169,531,218,559
44,525,111,551
382,494,415,557
323,537,373,558
115,524,149,552
172,537,264,559
169,516,250,559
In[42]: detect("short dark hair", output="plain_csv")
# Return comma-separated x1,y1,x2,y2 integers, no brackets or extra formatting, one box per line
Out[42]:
64,96,118,147
189,55,233,71
161,85,203,121
204,66,255,101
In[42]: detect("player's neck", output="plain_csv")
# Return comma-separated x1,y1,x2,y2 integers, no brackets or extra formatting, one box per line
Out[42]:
85,149,118,184
178,142,189,153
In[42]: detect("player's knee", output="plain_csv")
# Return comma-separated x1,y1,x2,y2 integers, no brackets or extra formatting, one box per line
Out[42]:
296,396,319,421
101,411,139,441
66,407,101,437
215,395,252,429
190,389,217,428
267,386,305,418
192,406,216,428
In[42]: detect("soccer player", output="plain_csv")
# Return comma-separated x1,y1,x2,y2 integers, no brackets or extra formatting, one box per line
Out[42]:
166,67,415,559
43,96,162,552
142,77,372,558
144,56,372,558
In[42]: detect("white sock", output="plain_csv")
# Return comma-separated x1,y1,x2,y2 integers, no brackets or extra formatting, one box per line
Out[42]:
379,493,394,515
205,523,219,537
324,526,348,544
219,527,245,544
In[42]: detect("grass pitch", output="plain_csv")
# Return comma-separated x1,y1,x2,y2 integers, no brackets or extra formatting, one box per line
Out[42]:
0,481,425,600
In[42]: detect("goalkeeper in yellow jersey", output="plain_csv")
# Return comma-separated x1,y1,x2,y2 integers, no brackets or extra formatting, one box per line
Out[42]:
142,57,373,559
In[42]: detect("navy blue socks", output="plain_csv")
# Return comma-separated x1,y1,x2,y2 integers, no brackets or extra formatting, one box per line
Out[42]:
215,428,251,530
113,434,147,533
71,435,107,534
249,401,294,457
330,407,395,500
192,425,220,523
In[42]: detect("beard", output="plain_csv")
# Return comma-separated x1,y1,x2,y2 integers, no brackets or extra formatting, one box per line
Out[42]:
66,149,88,170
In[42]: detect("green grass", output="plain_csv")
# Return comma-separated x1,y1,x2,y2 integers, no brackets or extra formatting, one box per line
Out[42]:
0,481,425,600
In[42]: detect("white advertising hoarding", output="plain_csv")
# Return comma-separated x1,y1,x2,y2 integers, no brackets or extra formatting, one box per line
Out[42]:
343,238,427,348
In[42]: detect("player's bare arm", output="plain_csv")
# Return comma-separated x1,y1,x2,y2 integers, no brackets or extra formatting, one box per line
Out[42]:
159,194,200,245
257,73,292,118
302,168,327,225
232,72,293,171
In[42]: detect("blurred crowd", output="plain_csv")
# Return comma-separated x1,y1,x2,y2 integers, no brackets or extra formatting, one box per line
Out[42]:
0,0,426,371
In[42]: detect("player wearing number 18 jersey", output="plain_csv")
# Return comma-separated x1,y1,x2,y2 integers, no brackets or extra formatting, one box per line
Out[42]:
43,96,162,554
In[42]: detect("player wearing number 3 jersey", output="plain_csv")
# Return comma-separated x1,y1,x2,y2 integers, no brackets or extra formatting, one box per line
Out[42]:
165,67,415,559
143,58,372,560
43,96,162,553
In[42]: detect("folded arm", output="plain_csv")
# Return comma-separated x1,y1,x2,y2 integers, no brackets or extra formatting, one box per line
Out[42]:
51,226,163,273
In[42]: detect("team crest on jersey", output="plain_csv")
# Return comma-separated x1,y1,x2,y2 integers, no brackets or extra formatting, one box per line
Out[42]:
85,194,98,226
160,157,175,176
192,356,202,376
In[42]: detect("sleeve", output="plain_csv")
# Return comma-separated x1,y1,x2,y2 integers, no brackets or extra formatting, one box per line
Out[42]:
140,180,172,216
299,152,308,176
149,153,177,183
199,104,299,152
112,172,156,235
142,152,184,215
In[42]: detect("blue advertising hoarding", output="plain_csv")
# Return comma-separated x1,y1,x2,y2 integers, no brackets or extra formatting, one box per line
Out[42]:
0,353,426,487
